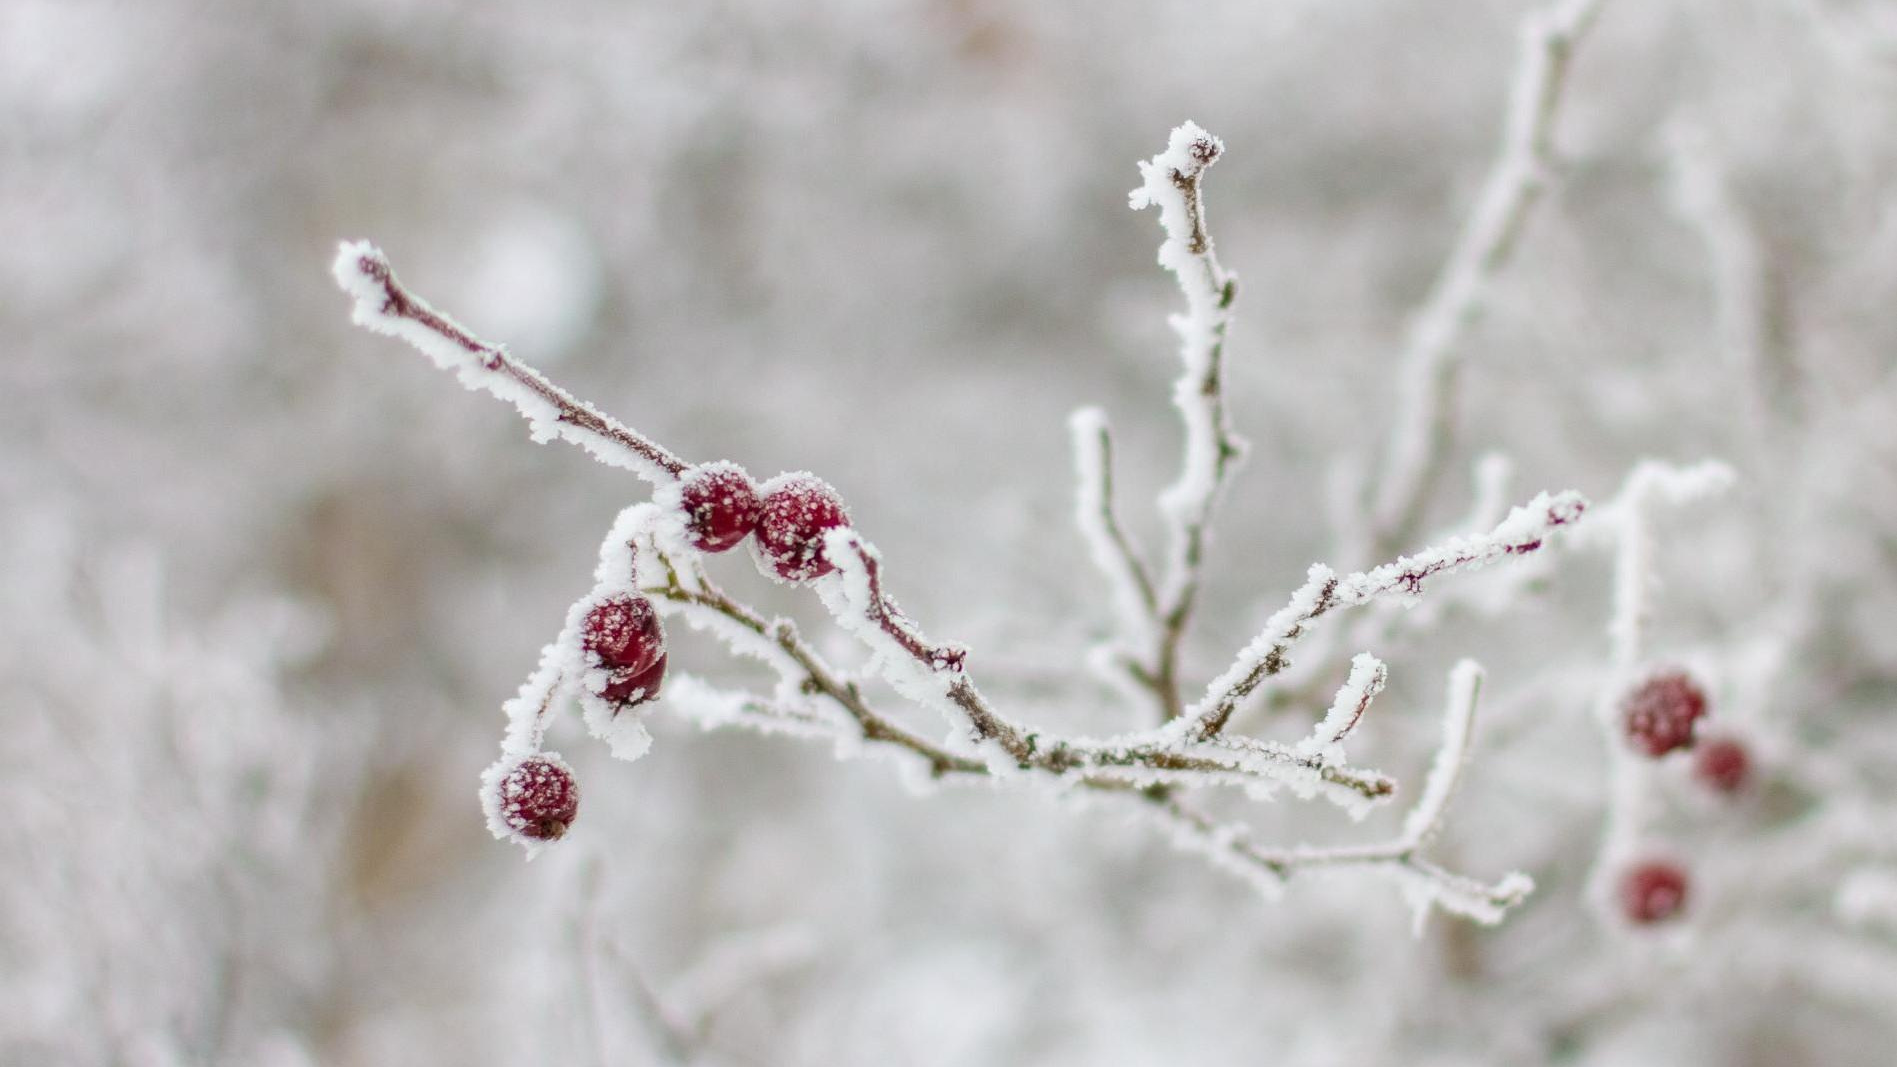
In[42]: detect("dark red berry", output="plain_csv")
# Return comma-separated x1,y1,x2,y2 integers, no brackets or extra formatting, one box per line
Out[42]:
496,754,579,841
1620,670,1708,758
755,473,851,583
1619,860,1688,924
582,594,664,676
1693,736,1751,794
600,651,666,709
676,462,762,553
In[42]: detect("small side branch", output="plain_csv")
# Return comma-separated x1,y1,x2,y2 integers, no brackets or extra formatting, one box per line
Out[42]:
1181,490,1586,741
1156,660,1531,925
1069,408,1160,646
332,242,688,483
1364,0,1606,561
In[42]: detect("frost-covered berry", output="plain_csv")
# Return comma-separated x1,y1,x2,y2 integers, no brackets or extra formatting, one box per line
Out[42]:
755,472,851,583
1693,736,1751,794
1619,860,1689,924
1620,670,1708,758
601,651,666,708
676,462,762,553
488,753,579,843
583,594,664,676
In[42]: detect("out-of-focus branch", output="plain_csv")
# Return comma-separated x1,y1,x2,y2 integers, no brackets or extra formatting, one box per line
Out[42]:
1585,460,1733,909
1666,122,1802,429
1361,0,1606,563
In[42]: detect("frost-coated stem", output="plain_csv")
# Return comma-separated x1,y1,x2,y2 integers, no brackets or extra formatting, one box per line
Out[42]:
1069,408,1161,661
1296,653,1388,761
657,565,988,780
1155,661,1533,926
811,530,1396,800
1181,490,1587,741
1130,123,1248,720
1401,660,1486,847
1364,0,1605,562
331,242,689,483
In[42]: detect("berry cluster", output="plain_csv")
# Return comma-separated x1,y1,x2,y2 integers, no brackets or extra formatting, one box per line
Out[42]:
1612,671,1756,925
663,464,854,583
494,468,856,845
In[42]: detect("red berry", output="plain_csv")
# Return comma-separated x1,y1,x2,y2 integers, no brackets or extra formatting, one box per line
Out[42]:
1693,736,1751,794
600,651,666,708
495,754,579,841
676,462,762,553
582,594,664,676
1619,860,1688,924
755,473,851,583
1620,670,1708,758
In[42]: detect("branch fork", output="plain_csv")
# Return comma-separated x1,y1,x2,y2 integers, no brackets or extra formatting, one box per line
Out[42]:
334,89,1600,922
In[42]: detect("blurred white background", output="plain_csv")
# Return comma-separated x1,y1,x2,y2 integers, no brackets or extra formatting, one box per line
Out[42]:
5,0,1897,1063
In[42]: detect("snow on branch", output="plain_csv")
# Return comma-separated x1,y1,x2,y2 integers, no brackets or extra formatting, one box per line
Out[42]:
1125,121,1247,722
1361,0,1606,561
332,242,688,484
333,121,1589,923
1179,489,1586,741
1069,408,1160,655
1148,661,1531,926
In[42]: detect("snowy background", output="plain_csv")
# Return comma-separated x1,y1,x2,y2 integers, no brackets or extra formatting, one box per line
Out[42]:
5,0,1897,1063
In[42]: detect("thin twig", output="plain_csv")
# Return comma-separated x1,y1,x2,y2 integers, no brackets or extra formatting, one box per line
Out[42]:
333,242,688,482
1181,490,1586,741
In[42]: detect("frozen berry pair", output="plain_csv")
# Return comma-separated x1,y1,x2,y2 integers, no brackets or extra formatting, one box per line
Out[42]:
488,752,580,843
583,594,666,708
1620,670,1709,758
671,465,854,584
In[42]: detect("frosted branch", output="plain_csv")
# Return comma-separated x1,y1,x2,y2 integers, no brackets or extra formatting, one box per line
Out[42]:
1155,659,1528,925
331,242,688,483
329,121,1593,923
1069,407,1161,672
1400,659,1485,846
1364,0,1606,560
1129,122,1248,720
1295,652,1389,762
1182,490,1587,740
